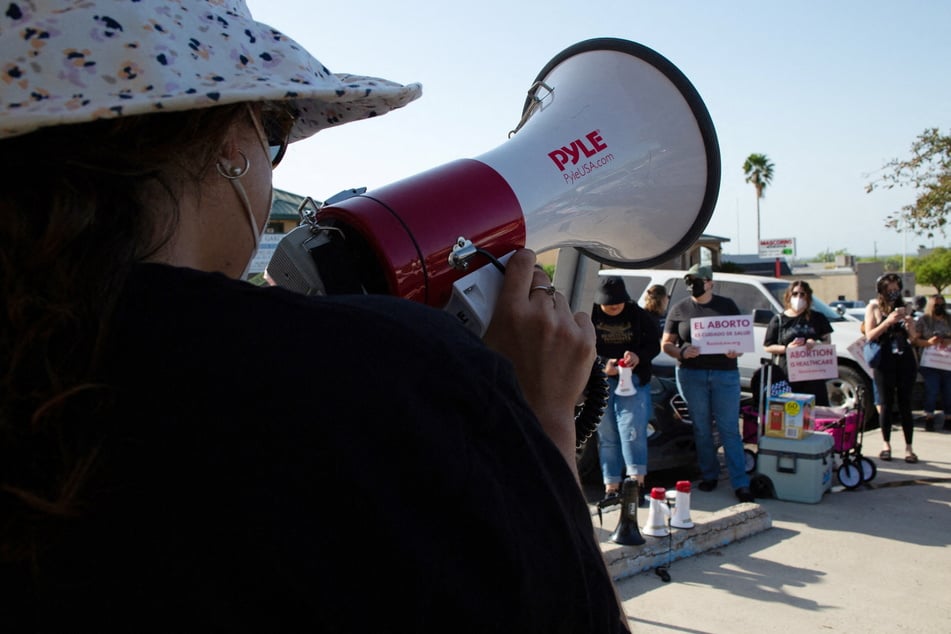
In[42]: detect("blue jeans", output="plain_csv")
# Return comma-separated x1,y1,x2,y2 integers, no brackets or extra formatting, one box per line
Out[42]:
676,367,749,490
920,366,951,415
597,375,650,485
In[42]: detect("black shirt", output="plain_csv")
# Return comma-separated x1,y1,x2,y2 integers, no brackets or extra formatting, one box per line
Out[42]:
763,311,834,373
591,302,660,386
5,263,628,633
664,294,743,371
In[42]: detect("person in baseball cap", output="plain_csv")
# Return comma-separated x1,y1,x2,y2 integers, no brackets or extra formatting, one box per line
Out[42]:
0,2,623,631
685,263,714,281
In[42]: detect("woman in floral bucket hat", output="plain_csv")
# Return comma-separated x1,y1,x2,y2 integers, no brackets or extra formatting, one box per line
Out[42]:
0,2,627,631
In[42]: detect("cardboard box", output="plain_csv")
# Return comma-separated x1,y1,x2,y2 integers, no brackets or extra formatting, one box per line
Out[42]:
765,393,815,440
757,432,834,503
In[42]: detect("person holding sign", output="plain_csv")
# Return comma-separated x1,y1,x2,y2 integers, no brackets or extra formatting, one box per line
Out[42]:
914,295,951,431
763,281,834,405
865,273,920,463
662,265,753,503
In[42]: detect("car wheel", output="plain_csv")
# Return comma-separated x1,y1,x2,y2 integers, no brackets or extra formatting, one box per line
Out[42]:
826,364,876,428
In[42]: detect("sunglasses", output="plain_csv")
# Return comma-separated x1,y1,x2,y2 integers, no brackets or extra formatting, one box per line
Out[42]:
790,292,808,298
259,105,296,168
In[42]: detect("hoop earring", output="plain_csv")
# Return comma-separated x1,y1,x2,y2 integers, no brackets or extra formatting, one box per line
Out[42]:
216,150,250,180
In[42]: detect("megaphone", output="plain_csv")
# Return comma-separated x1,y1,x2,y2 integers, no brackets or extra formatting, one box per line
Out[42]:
268,37,720,335
609,478,646,546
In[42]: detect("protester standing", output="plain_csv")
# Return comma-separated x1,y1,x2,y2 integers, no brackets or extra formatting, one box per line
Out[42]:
763,281,834,405
0,2,628,630
865,273,920,463
914,295,951,431
592,277,660,504
643,284,670,334
662,265,753,503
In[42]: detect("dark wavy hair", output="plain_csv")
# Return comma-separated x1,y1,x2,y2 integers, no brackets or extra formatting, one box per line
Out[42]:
644,284,669,315
0,104,245,563
783,280,814,316
875,273,904,314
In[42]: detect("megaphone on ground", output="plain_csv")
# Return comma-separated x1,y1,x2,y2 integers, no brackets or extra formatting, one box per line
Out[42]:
268,37,720,335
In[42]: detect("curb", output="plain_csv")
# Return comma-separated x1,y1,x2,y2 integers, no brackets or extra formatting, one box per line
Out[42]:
599,503,773,581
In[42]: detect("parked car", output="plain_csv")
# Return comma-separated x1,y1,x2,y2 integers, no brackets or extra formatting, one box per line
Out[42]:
830,299,867,312
575,269,876,487
598,268,874,417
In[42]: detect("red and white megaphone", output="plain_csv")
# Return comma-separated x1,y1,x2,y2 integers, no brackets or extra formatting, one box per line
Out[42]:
268,38,720,335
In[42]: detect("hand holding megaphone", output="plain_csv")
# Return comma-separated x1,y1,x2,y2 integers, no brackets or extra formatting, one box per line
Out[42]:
615,358,637,396
483,250,596,459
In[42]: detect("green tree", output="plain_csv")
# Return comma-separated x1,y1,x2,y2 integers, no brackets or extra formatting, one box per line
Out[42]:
908,248,951,293
743,153,775,250
866,128,951,238
813,248,850,263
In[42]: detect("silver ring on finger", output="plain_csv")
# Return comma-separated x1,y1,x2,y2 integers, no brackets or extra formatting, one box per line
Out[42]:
530,284,557,296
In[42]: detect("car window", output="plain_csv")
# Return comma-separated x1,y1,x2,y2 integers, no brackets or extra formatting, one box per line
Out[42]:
668,278,690,307
810,297,851,323
618,276,651,303
713,280,776,314
763,280,849,323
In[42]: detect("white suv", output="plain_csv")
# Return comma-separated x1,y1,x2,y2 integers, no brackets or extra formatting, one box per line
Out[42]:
598,268,874,418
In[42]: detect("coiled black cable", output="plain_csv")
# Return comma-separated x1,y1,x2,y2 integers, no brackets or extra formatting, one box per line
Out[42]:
574,356,609,449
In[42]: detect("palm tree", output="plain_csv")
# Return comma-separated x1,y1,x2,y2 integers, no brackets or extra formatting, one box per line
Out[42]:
743,153,775,252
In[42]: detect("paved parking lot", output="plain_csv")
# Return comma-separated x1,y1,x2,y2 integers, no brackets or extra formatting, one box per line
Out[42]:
589,416,951,633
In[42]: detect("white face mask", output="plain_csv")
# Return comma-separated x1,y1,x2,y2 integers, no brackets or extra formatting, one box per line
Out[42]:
790,296,806,312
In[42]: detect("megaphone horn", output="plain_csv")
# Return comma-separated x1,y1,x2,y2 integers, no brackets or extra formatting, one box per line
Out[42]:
268,38,720,334
609,478,646,546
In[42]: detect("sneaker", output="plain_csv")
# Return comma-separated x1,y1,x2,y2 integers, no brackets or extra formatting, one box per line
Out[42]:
735,487,755,503
698,479,718,492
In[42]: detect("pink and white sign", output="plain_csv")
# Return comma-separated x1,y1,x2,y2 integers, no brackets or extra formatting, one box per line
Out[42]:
786,343,838,382
847,336,873,376
690,314,756,354
920,344,951,371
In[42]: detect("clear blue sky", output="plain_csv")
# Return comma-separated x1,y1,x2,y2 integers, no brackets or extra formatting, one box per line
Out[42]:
249,0,951,260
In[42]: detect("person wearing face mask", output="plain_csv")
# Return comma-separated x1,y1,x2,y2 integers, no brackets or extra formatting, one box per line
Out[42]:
914,295,951,431
763,281,834,405
661,264,753,503
865,273,920,463
0,3,628,631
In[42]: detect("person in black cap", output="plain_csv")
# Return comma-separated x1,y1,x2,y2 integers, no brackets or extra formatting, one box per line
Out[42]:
661,264,754,503
591,276,660,504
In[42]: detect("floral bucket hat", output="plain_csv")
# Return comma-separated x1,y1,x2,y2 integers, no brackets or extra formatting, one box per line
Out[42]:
0,0,422,140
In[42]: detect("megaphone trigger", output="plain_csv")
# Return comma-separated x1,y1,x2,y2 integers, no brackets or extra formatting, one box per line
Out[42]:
444,251,516,337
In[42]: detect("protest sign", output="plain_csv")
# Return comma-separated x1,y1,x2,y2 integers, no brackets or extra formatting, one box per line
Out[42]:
786,343,838,382
690,314,756,354
920,344,951,371
847,336,873,376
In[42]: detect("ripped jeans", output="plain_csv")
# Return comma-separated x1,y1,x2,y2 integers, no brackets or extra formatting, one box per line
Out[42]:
598,375,650,485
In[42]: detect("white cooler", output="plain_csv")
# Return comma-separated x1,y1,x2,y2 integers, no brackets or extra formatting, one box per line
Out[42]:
756,431,834,503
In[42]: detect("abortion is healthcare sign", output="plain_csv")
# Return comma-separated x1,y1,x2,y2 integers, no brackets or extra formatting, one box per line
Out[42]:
690,314,756,354
786,343,838,383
